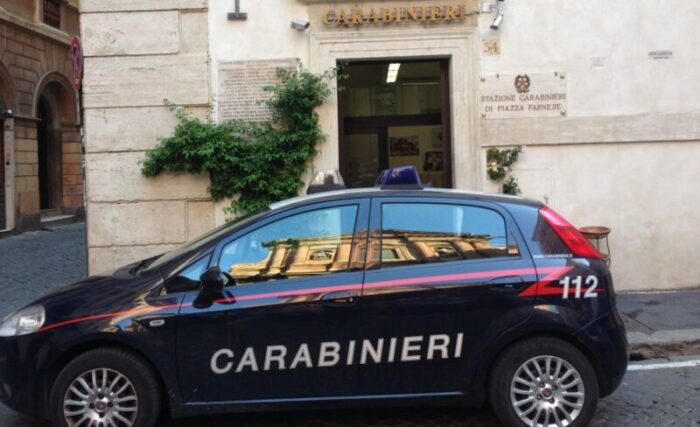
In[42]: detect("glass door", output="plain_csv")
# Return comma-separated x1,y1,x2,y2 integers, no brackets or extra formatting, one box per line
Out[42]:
339,59,452,188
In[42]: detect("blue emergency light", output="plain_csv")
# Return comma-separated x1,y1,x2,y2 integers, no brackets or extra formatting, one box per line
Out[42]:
375,166,423,189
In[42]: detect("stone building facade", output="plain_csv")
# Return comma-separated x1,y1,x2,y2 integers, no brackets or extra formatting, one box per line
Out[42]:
81,0,700,292
1,0,83,232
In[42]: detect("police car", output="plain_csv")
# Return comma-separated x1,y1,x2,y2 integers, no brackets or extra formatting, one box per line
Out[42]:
0,167,628,427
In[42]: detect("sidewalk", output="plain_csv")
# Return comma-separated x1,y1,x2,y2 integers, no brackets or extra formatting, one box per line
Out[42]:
617,290,700,354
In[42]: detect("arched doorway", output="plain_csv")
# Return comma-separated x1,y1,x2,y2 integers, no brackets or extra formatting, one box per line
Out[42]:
34,74,77,213
37,92,62,210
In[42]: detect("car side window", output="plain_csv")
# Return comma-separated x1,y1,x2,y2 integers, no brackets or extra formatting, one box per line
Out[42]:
162,255,211,295
380,203,518,268
219,205,358,284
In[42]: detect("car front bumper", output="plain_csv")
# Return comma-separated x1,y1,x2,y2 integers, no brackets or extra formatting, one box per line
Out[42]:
0,335,48,417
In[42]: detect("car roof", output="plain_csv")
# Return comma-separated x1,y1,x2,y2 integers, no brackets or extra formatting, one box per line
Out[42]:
269,187,543,211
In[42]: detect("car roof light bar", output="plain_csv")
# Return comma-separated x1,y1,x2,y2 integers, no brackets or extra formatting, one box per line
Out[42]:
375,166,423,190
306,170,347,194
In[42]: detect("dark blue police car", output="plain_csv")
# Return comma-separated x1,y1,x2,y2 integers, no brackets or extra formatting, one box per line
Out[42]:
0,167,627,427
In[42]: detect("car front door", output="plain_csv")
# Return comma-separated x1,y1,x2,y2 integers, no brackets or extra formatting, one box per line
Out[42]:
356,196,536,397
175,199,369,404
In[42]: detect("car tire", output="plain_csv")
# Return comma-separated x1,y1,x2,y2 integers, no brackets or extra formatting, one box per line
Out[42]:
488,336,599,427
49,347,161,427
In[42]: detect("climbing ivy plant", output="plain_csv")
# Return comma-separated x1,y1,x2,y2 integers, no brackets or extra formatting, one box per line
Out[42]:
141,65,340,215
486,146,525,195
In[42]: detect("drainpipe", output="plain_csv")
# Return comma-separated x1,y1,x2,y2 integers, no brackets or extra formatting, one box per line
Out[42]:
2,109,16,232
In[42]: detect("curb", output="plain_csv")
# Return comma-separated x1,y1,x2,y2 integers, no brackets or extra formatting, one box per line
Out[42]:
627,329,700,346
628,331,700,360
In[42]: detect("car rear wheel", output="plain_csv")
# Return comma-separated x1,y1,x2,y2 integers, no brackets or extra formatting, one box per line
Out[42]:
488,337,599,427
49,347,161,427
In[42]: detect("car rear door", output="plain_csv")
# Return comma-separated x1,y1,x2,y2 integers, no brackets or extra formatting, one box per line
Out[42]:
355,196,536,397
175,198,369,404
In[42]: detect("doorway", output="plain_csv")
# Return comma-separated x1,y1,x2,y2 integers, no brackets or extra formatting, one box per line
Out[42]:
339,59,452,188
37,94,62,210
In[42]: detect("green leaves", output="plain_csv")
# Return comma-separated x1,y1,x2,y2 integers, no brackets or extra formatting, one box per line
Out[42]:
141,65,337,216
486,146,524,195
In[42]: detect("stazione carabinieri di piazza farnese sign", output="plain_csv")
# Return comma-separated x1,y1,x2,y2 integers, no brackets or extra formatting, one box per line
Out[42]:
322,4,474,25
480,72,568,119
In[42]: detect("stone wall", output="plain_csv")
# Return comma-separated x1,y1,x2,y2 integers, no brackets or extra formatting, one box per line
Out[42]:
61,124,82,209
81,1,212,273
80,0,700,291
13,119,39,218
1,3,84,229
475,0,700,291
0,18,73,118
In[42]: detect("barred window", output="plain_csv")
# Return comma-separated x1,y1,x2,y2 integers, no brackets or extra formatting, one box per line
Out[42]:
43,0,61,29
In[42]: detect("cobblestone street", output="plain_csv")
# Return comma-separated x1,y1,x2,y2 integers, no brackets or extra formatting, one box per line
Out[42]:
1,224,699,426
0,224,87,318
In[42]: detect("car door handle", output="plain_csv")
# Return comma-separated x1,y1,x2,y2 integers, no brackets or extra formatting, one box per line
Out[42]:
488,276,525,292
321,290,358,306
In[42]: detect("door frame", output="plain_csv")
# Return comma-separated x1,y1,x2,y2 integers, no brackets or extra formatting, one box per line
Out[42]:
310,27,482,191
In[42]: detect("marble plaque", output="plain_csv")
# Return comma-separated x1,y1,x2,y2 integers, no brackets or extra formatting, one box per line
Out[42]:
218,59,297,122
481,72,568,119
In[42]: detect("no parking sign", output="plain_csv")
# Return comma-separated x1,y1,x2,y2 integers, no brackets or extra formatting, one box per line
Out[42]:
70,36,82,92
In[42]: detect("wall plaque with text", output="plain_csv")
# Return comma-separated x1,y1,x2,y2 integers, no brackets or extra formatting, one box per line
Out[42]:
218,59,296,122
480,72,568,119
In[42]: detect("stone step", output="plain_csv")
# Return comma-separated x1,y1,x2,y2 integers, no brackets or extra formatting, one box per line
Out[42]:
40,208,62,218
40,214,76,229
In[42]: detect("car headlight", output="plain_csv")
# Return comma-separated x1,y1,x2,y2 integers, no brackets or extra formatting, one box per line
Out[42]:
0,305,46,337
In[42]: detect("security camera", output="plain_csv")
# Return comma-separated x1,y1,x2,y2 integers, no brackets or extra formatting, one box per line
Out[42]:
490,13,504,30
1,108,13,118
291,19,310,31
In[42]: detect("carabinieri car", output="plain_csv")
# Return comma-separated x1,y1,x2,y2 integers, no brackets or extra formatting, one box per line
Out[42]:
0,167,628,427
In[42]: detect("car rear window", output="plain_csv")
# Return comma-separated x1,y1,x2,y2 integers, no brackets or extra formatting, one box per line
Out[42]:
380,203,517,268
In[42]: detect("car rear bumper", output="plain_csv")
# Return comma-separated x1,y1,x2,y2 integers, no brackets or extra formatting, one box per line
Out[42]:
575,309,629,397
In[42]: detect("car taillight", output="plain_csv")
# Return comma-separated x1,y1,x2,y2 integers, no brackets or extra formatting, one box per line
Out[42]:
539,206,604,260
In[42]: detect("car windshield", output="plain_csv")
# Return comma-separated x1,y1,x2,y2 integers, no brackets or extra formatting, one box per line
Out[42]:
143,211,265,273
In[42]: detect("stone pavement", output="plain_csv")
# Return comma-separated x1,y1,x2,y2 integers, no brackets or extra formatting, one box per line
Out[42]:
617,290,700,348
0,223,87,317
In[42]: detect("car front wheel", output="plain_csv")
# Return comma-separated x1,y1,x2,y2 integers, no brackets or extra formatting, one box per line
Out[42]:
49,347,161,427
489,336,599,427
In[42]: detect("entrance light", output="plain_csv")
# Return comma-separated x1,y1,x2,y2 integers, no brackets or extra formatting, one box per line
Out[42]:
386,63,401,83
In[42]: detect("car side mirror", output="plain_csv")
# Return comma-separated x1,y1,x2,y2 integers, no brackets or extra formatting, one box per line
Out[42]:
193,267,225,309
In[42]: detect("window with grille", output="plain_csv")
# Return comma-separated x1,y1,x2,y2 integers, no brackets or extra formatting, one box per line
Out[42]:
43,0,61,29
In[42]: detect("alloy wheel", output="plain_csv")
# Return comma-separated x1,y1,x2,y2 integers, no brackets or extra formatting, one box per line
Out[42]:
509,355,585,427
63,368,138,427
